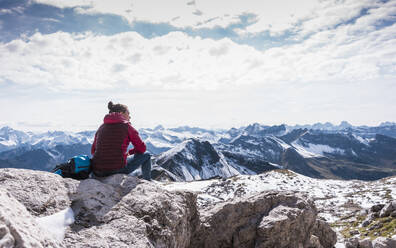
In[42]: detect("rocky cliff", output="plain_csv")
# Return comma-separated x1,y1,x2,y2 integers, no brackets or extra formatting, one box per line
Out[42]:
0,168,338,248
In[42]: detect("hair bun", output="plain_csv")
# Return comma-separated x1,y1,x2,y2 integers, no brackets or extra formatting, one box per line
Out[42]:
108,101,114,110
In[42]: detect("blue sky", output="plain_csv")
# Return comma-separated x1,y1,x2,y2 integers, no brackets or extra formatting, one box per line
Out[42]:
0,0,395,131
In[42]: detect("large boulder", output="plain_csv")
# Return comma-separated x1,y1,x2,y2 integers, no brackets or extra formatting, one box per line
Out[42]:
0,188,60,248
379,201,396,218
190,191,337,248
0,168,78,216
65,174,199,248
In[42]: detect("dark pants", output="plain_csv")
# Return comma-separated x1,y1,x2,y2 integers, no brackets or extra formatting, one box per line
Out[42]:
94,153,152,180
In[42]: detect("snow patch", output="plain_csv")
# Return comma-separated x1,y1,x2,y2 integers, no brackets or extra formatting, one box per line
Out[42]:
36,207,75,242
352,134,369,146
292,141,345,158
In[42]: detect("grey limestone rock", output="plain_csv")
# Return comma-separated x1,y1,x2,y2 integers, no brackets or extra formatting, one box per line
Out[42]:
311,219,338,248
0,168,78,217
371,204,385,213
379,201,396,218
0,168,338,248
65,174,199,248
309,235,324,248
372,236,396,248
359,238,374,248
345,237,359,248
0,188,60,248
190,191,336,248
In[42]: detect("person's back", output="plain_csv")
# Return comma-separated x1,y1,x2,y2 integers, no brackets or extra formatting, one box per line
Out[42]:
91,101,151,180
92,119,129,171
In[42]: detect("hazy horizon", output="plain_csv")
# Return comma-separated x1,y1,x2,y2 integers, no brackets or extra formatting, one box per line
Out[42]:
1,120,395,133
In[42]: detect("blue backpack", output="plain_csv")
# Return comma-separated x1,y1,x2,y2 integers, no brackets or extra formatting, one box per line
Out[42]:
52,155,91,180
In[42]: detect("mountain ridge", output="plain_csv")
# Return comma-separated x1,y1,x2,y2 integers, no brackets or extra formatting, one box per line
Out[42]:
1,122,396,181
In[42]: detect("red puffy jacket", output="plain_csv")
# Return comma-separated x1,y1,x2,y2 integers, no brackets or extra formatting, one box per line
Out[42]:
91,113,146,172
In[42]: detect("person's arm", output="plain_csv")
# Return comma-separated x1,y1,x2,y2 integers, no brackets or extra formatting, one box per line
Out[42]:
91,132,98,155
127,125,146,155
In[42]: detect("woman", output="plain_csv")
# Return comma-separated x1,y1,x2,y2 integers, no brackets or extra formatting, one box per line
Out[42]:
91,101,151,180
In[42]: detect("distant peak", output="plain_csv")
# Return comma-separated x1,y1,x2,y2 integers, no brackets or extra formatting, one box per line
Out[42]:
339,121,352,126
379,121,396,127
154,125,165,131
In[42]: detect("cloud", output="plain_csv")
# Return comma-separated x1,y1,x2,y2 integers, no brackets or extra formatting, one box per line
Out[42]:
209,43,229,56
1,14,395,93
29,0,317,31
31,0,395,41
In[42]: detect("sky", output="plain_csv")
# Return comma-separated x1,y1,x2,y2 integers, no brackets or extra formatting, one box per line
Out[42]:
0,0,395,132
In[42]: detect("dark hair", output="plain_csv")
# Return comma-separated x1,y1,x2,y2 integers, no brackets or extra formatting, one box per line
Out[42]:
108,101,129,114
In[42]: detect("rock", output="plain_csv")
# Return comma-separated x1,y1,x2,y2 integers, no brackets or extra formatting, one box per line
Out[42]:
371,204,385,213
150,166,181,182
256,204,316,248
190,191,336,248
311,219,337,248
309,235,324,248
379,201,396,218
364,212,378,225
65,174,199,248
390,210,396,218
0,168,338,248
0,188,60,248
372,236,396,248
362,212,379,228
362,219,371,227
359,238,373,248
0,168,78,216
345,237,359,248
0,224,15,248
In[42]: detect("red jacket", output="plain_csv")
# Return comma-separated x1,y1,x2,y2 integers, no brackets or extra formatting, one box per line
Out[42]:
91,113,146,171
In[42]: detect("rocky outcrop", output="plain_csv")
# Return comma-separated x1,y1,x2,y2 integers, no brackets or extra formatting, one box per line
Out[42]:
0,188,61,248
379,201,396,218
0,168,337,248
191,191,336,248
0,168,78,217
66,174,198,248
345,236,396,248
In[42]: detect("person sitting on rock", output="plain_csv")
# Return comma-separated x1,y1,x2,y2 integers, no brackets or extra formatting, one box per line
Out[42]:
91,101,151,180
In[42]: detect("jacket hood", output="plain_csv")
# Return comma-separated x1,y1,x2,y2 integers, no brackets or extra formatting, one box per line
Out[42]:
104,112,130,124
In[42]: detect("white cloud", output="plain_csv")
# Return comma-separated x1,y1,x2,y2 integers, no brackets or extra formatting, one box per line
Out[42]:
1,13,396,93
1,0,396,130
32,0,394,37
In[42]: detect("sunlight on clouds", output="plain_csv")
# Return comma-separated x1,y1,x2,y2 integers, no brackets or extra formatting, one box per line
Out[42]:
1,18,396,91
32,0,394,38
2,0,396,92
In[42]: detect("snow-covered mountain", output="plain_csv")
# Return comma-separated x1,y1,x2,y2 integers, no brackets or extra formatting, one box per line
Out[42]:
138,125,229,154
1,122,396,181
154,138,243,181
0,126,94,152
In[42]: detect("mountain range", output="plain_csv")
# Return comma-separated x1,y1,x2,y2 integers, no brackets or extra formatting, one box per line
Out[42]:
1,121,396,181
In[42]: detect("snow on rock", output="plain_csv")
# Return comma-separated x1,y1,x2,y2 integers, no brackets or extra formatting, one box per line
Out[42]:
0,168,79,216
37,207,75,242
162,170,396,224
292,141,345,158
0,188,61,247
